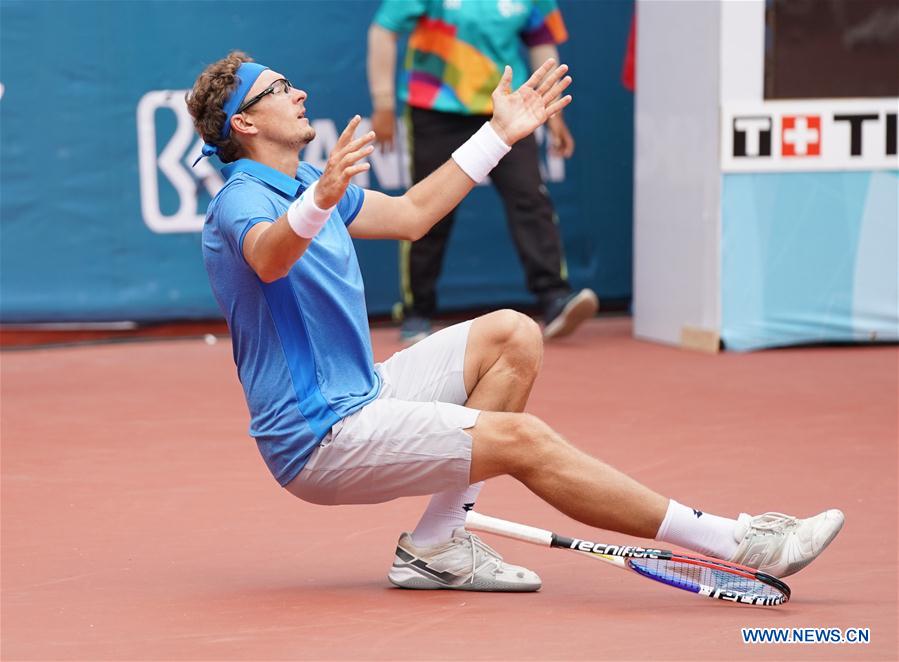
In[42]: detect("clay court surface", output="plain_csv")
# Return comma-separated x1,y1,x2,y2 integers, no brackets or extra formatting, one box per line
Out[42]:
2,317,896,660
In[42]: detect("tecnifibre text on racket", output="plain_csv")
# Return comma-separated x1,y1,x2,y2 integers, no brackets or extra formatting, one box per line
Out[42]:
465,511,790,606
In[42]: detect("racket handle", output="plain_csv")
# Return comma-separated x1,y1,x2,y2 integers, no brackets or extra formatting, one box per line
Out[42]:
465,511,553,547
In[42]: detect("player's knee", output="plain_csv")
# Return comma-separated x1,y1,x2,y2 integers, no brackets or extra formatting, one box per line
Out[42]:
471,412,560,482
495,309,542,375
498,412,555,469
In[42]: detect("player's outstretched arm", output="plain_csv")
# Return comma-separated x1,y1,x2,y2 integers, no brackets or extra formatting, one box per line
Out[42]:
242,116,374,282
349,60,571,241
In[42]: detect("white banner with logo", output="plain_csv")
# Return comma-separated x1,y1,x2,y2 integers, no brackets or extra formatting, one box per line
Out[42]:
721,98,898,172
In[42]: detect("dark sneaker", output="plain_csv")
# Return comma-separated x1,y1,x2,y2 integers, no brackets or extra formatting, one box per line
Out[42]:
388,529,542,591
543,289,599,339
400,315,432,345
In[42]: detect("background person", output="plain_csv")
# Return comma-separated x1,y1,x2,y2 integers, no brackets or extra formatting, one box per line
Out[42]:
367,0,598,344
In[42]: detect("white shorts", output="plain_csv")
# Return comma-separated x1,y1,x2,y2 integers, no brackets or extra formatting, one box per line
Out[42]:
285,320,480,505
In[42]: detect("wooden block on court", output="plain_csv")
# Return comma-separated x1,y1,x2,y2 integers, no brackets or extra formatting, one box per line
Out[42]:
680,326,721,354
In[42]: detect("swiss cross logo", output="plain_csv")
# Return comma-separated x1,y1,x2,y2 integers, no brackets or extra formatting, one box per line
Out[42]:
782,115,821,157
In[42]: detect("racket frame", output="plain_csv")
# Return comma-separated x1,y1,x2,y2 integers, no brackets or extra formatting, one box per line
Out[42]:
465,511,790,606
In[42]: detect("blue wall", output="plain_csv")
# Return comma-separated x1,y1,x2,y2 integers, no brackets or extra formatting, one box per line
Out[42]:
722,170,899,350
0,0,635,323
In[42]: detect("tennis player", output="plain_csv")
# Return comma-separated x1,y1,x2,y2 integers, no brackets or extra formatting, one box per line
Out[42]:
188,52,843,592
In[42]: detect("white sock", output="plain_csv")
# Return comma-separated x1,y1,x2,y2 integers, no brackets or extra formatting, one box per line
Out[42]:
410,482,483,548
655,499,740,560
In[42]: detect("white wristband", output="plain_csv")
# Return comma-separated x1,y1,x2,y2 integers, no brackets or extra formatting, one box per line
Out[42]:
451,122,511,184
286,181,333,239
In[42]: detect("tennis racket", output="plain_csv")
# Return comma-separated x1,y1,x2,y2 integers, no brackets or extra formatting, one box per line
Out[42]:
465,511,790,606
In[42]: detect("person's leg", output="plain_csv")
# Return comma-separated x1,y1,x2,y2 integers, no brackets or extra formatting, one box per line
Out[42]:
401,109,482,336
376,309,543,413
467,412,844,578
383,310,542,545
487,134,569,307
409,310,543,545
463,309,543,413
489,135,599,339
284,389,543,590
470,412,668,538
404,214,455,320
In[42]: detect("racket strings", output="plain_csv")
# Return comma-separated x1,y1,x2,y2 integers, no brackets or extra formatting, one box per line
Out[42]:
627,558,783,598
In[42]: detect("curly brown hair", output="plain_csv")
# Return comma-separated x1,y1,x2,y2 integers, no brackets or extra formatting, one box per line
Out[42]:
186,51,254,164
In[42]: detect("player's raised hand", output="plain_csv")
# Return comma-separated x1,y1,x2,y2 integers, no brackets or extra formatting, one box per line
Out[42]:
488,59,572,146
315,115,374,208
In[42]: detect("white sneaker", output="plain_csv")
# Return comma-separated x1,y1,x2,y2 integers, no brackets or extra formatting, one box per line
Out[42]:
730,510,844,578
387,528,542,591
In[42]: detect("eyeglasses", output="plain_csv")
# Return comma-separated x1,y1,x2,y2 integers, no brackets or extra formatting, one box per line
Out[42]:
236,78,293,114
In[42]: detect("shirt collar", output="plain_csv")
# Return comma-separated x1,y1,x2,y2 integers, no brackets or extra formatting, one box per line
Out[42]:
221,158,303,198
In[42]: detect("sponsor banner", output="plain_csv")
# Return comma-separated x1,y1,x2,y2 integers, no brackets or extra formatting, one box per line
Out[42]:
0,1,636,322
721,98,898,172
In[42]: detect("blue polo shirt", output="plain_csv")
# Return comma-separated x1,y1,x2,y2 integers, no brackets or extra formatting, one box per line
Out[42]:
202,158,380,486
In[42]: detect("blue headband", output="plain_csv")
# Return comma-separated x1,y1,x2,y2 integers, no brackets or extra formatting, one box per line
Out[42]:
193,61,269,167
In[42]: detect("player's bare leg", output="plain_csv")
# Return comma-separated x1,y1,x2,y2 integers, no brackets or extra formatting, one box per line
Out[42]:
470,412,668,537
389,311,546,590
468,412,843,578
463,309,542,413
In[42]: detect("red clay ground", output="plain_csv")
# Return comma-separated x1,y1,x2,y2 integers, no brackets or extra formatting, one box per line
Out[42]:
2,318,896,660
